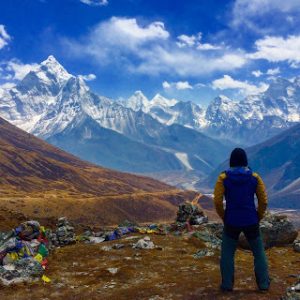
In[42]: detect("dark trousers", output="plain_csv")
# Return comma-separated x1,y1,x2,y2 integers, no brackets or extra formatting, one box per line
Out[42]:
220,223,270,290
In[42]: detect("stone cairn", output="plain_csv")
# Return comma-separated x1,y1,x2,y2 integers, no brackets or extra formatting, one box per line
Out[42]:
49,217,76,247
176,202,208,225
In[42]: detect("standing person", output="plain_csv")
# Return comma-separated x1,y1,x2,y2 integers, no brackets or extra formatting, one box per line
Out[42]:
214,148,270,292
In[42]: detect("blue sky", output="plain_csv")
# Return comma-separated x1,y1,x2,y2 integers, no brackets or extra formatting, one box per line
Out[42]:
1,0,300,105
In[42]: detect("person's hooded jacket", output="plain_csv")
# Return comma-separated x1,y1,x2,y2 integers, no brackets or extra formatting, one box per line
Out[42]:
214,167,267,226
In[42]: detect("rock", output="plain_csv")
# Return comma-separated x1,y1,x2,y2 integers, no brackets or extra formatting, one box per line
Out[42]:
192,229,222,250
88,237,105,244
101,246,112,251
112,243,125,249
95,231,105,237
83,230,94,237
281,278,300,300
203,222,223,239
133,236,155,249
176,202,208,225
0,257,44,285
239,213,298,249
193,249,215,259
107,268,119,275
293,240,300,253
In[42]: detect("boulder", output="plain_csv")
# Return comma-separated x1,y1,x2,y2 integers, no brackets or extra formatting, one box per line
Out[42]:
239,213,298,249
293,239,300,253
133,236,155,250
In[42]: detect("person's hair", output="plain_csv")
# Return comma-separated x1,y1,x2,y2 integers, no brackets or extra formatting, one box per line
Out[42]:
229,148,248,168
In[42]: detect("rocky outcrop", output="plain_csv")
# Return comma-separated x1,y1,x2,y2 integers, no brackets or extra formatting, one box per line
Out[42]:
240,213,298,249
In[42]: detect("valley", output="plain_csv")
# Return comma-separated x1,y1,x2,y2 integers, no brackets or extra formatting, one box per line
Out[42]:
0,55,299,210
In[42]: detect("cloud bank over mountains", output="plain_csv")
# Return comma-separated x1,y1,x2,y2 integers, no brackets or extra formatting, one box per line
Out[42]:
1,0,300,102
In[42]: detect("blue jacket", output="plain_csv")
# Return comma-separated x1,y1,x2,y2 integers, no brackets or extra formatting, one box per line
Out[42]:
214,167,268,227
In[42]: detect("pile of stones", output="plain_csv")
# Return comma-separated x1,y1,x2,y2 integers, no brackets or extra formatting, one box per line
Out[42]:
49,217,76,247
0,220,49,285
176,202,208,225
0,257,44,285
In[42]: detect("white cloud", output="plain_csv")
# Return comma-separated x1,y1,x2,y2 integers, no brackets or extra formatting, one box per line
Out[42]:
233,0,300,16
163,80,193,90
252,70,263,77
162,81,171,89
251,68,280,77
64,17,246,77
248,35,300,65
176,81,193,90
266,67,280,75
176,32,221,50
176,34,200,48
89,17,170,49
79,73,96,81
134,48,246,76
232,0,300,28
80,0,108,6
212,75,269,95
0,25,11,50
197,43,221,51
0,59,39,81
64,17,170,61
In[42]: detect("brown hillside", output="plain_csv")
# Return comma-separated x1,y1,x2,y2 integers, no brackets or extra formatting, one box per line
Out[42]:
0,117,196,227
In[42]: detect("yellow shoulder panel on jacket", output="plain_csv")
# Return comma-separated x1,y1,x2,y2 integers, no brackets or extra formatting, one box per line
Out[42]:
219,172,227,180
213,172,226,220
252,172,268,220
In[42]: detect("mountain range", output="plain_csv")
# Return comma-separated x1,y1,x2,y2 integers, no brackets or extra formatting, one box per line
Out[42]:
125,80,300,145
0,116,196,226
0,56,231,179
0,55,299,208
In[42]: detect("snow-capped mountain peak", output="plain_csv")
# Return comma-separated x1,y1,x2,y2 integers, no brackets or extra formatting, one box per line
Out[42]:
151,93,178,107
126,90,150,111
213,94,233,104
39,55,73,86
1,55,299,149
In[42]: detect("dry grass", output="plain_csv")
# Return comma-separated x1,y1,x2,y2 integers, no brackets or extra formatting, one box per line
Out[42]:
0,190,197,229
0,117,197,226
0,233,299,300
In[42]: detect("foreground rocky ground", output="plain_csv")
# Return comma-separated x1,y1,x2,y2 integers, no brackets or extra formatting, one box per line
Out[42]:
1,231,299,300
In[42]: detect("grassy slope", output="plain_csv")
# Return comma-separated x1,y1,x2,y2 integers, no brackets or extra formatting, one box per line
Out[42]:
0,117,196,226
0,233,299,299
